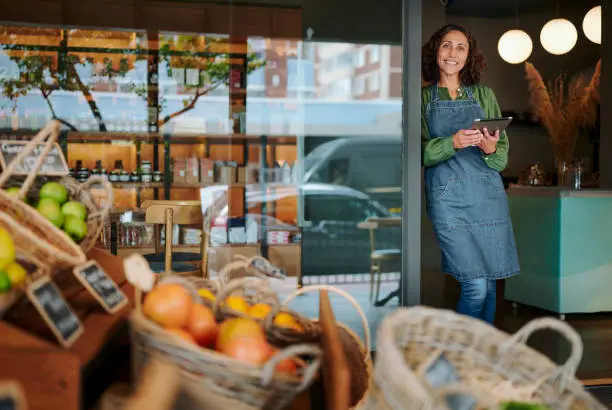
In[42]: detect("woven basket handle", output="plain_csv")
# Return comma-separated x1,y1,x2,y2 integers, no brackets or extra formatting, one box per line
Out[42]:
282,285,371,355
212,277,279,319
217,260,249,284
260,344,322,390
79,176,115,219
499,317,583,389
0,120,61,194
433,383,499,409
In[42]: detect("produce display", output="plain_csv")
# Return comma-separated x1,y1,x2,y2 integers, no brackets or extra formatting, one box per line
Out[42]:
0,227,28,294
142,282,304,373
4,181,88,242
196,286,304,331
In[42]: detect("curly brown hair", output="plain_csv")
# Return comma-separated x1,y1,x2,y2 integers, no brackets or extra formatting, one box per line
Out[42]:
422,24,486,86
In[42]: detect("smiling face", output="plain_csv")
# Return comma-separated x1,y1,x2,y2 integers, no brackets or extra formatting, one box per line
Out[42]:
437,30,469,79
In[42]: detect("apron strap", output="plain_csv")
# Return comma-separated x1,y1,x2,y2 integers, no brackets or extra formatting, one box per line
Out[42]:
464,85,475,101
432,82,439,101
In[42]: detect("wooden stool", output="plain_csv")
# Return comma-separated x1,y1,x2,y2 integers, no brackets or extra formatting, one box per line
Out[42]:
141,200,207,277
358,218,401,303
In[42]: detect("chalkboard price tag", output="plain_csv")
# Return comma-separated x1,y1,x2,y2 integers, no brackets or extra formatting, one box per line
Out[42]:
0,382,26,410
0,141,68,176
26,276,83,348
73,261,128,314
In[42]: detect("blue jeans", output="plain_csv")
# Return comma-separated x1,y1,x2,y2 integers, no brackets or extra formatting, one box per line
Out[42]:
456,278,497,324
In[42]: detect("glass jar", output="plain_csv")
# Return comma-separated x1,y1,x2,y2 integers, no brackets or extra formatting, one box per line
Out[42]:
119,170,130,182
109,170,120,182
77,167,89,182
141,172,152,183
153,171,163,182
130,171,141,182
141,160,152,174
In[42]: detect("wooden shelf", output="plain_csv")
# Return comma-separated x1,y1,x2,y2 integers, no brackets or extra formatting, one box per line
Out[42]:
67,132,297,145
110,182,164,189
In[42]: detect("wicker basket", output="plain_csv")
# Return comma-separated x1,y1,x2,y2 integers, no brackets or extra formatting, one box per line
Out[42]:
364,306,605,410
0,121,113,267
0,211,49,317
211,277,280,321
0,122,85,270
130,276,323,410
60,175,114,253
279,285,373,409
181,276,221,309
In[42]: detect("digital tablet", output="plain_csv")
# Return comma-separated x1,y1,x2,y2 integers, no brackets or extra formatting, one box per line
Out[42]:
471,117,513,133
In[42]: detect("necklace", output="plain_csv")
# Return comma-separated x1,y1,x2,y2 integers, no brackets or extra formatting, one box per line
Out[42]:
439,82,463,98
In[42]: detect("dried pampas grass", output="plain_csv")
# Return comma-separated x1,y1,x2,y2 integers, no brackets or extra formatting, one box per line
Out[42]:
525,59,601,164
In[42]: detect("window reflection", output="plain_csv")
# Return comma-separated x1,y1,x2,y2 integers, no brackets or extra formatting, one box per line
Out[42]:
0,26,147,132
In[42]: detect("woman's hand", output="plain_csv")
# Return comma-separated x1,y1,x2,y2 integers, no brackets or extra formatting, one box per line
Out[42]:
478,128,500,155
452,129,484,150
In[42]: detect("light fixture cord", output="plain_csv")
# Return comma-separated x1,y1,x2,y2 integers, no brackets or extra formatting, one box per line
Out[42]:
515,0,519,27
556,0,560,17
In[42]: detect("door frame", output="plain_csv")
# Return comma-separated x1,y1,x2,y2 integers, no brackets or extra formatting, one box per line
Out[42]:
400,0,422,306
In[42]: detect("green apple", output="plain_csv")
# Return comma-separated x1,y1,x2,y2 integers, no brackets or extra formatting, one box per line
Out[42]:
4,187,29,204
39,181,68,205
62,200,87,221
63,216,88,242
36,198,64,228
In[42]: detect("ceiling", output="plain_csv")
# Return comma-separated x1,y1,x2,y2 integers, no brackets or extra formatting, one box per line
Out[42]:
199,0,598,18
445,0,599,18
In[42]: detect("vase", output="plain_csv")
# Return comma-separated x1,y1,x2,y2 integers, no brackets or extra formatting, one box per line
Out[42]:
557,160,571,187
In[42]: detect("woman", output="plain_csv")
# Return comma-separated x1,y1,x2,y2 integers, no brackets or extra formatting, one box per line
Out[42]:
421,24,520,324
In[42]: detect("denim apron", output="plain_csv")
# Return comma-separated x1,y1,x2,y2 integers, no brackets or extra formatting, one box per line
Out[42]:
424,83,520,281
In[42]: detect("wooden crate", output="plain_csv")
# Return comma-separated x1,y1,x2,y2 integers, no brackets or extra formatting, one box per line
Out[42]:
0,248,134,410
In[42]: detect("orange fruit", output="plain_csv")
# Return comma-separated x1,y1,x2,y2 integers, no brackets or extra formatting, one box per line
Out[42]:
248,303,272,320
186,304,218,347
268,348,298,374
216,317,265,351
216,317,270,365
143,283,193,328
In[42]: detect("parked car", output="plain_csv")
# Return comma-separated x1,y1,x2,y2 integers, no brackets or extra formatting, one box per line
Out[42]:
202,183,401,276
301,136,402,214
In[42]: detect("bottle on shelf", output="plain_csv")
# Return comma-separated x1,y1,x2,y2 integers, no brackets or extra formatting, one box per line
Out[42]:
110,160,122,183
141,160,152,183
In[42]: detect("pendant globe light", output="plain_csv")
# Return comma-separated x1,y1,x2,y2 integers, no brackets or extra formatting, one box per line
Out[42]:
582,5,601,44
498,0,533,64
540,1,578,55
498,30,533,64
540,19,578,54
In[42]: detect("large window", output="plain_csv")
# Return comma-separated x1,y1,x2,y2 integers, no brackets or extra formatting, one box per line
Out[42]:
0,26,148,132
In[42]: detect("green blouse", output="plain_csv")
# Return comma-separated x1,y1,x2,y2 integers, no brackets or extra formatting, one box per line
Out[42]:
421,84,509,172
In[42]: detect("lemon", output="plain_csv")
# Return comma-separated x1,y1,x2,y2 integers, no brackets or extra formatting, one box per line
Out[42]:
0,272,11,293
224,295,250,314
274,312,304,332
248,303,272,320
6,262,27,287
0,228,16,271
197,288,216,302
